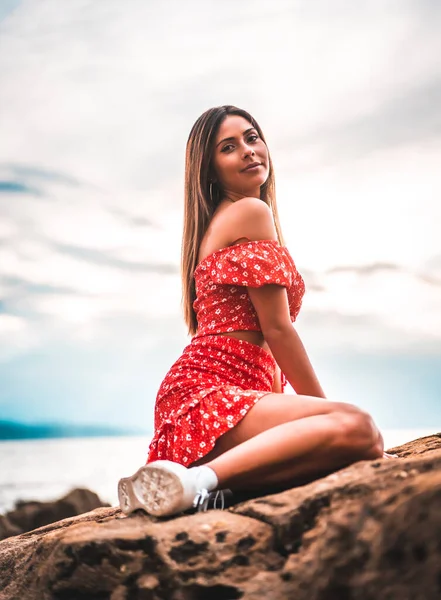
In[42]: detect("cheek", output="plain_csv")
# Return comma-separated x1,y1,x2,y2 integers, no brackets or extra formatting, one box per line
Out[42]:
214,156,237,182
258,142,269,159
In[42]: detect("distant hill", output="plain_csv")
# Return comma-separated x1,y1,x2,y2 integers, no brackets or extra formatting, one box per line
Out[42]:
0,420,145,441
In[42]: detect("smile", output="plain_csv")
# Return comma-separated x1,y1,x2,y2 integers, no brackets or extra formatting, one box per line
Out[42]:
242,163,262,172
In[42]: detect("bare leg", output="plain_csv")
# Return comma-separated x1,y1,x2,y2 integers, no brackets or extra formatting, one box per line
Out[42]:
193,393,383,490
118,394,383,517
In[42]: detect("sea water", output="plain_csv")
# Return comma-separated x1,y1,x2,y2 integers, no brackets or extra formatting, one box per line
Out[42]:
0,429,436,514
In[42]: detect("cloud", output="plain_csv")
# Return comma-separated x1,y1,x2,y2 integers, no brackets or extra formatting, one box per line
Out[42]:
277,78,441,171
0,0,440,429
51,241,178,274
1,275,84,319
1,163,81,186
297,269,326,293
108,207,159,230
325,262,441,287
425,255,441,271
0,0,20,23
0,181,40,195
327,262,400,275
0,163,87,206
297,306,441,356
323,79,441,159
3,274,82,297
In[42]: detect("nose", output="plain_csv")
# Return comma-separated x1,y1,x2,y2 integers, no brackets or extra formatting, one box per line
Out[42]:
242,143,255,158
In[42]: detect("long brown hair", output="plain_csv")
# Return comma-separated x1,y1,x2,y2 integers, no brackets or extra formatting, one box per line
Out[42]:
181,105,285,336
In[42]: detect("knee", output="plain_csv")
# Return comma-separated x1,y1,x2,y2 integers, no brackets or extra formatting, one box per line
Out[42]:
332,407,382,459
330,401,365,416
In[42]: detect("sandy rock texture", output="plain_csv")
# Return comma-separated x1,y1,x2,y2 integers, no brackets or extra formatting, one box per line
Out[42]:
0,434,440,600
0,488,109,542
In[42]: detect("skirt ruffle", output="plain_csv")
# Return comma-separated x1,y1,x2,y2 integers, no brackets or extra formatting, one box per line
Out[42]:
147,335,276,465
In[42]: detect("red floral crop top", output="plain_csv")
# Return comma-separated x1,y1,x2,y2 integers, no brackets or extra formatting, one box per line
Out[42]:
192,239,305,340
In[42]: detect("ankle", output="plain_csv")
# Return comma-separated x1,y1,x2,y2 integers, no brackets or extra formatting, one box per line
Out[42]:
189,465,219,492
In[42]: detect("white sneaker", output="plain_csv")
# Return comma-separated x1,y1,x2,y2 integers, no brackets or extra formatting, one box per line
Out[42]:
118,460,207,517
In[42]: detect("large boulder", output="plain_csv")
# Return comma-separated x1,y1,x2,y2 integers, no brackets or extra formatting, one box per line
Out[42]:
0,488,109,541
0,434,440,599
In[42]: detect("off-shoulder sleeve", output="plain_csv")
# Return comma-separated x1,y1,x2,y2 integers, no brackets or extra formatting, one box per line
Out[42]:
210,240,293,288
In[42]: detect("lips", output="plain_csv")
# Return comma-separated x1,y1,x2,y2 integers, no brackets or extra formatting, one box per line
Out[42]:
242,162,262,172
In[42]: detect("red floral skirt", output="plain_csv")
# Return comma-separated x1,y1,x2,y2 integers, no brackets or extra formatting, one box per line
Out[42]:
146,334,277,466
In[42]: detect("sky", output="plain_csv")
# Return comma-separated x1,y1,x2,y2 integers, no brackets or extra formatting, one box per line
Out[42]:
0,0,440,433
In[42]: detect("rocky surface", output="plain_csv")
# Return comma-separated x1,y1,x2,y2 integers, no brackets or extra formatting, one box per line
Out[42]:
0,488,109,541
1,434,441,599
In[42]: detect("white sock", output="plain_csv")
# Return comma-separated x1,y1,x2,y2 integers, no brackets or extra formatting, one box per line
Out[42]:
189,465,218,491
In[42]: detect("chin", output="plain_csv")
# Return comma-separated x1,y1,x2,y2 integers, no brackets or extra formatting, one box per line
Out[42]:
240,172,268,185
256,174,269,188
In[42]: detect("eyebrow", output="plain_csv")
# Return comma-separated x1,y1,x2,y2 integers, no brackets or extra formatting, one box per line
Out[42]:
216,127,256,148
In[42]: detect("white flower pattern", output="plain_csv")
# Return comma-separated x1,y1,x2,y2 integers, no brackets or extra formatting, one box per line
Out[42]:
146,240,305,466
192,240,304,339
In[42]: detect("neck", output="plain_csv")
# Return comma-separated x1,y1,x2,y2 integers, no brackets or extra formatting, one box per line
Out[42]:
223,187,261,203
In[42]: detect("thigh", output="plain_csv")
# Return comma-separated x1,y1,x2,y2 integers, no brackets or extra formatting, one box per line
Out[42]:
192,393,356,465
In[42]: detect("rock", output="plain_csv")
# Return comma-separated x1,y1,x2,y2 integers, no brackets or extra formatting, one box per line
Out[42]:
0,434,440,599
1,488,110,541
0,515,21,541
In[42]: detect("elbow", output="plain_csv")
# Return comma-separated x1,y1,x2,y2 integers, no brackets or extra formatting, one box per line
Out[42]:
262,321,294,342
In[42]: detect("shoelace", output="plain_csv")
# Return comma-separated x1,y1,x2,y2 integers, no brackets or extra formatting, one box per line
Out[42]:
192,488,226,512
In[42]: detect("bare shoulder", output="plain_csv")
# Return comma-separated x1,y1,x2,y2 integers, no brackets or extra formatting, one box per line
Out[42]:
224,197,277,242
232,197,272,217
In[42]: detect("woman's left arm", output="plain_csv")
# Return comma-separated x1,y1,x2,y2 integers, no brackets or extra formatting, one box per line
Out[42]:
288,326,327,398
263,325,327,399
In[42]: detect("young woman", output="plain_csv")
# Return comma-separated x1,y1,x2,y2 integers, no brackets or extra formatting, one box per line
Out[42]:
118,105,392,518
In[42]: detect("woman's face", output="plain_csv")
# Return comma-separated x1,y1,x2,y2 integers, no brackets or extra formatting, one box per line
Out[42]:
211,115,269,199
